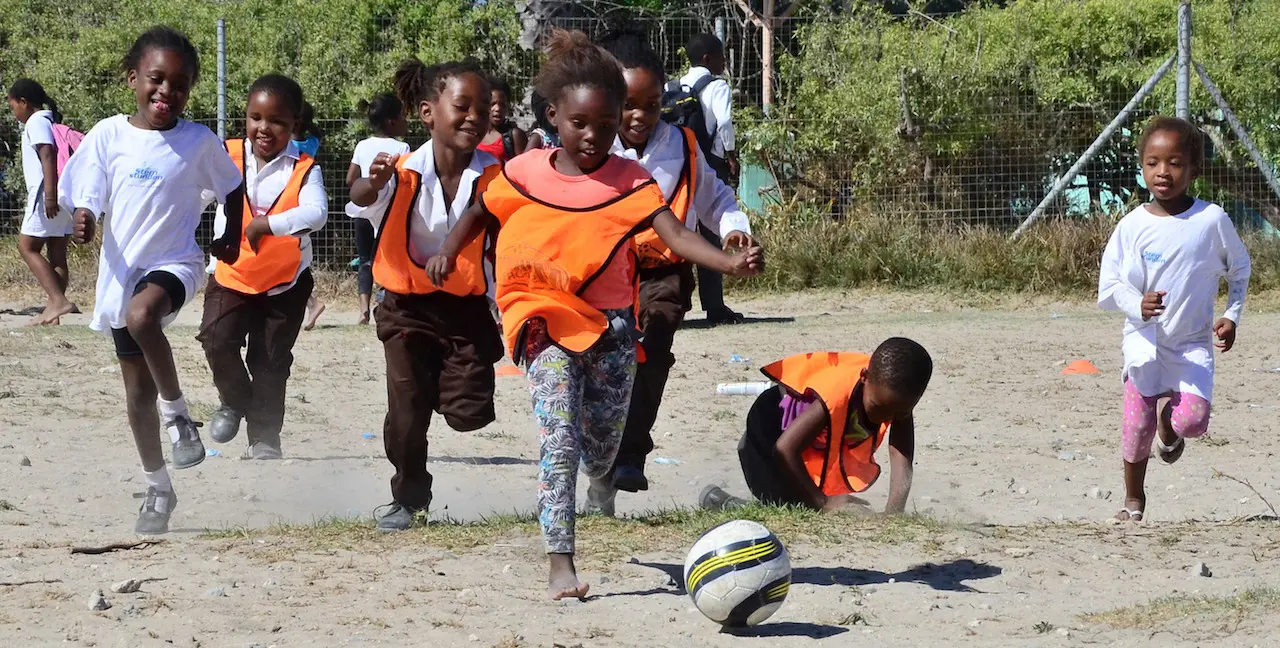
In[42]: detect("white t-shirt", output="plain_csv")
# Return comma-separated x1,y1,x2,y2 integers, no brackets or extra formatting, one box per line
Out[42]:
1098,199,1251,401
58,116,243,332
20,110,56,192
344,136,411,220
680,67,735,158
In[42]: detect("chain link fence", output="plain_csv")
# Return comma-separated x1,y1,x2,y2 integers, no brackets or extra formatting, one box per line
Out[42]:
3,1,1278,273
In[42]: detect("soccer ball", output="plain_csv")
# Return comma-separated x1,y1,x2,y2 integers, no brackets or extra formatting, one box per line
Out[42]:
683,520,791,627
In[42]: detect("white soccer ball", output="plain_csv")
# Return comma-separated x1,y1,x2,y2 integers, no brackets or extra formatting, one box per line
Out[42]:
683,519,791,627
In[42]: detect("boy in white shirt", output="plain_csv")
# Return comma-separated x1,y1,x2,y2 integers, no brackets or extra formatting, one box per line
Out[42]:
60,27,245,534
7,79,76,325
198,75,327,460
603,32,755,496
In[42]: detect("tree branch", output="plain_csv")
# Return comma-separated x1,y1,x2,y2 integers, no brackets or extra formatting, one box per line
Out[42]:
732,0,766,28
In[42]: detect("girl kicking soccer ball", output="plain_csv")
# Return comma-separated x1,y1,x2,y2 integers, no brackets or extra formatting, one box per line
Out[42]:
59,26,246,534
1098,116,1251,522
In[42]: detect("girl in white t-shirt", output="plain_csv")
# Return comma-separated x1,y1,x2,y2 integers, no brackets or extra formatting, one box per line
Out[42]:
345,93,410,324
59,26,246,535
1098,116,1251,523
7,79,76,325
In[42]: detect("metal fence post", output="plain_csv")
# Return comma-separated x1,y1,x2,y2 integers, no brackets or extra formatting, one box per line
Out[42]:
1176,0,1191,120
715,17,725,43
217,18,227,140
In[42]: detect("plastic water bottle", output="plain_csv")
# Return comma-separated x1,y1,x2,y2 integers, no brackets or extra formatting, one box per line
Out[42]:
715,382,774,396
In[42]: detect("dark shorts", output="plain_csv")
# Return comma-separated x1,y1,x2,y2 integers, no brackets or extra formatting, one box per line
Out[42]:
110,270,187,357
738,387,810,507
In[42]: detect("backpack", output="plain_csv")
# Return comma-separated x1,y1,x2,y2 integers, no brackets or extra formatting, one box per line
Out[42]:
661,75,716,157
50,122,85,178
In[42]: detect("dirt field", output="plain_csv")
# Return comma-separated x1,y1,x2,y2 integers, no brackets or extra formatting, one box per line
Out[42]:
1,290,1278,647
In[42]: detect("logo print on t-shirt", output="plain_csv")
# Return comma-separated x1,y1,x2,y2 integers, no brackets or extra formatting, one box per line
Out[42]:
1142,251,1165,264
128,167,163,183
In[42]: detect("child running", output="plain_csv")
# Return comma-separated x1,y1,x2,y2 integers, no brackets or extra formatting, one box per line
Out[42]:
8,79,76,325
429,30,764,600
699,339,931,515
197,74,327,460
58,26,246,534
345,93,410,324
292,101,327,330
348,59,504,532
600,32,755,494
1098,116,1251,523
476,76,527,163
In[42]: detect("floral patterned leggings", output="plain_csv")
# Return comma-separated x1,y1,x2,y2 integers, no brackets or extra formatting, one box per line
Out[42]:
525,310,637,554
1121,379,1211,463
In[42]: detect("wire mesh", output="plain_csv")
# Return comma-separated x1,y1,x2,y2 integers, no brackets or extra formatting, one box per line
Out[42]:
2,1,1278,273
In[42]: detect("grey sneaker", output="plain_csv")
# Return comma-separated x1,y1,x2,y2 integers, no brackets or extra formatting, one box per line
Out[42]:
585,478,617,517
242,442,283,460
699,485,749,511
166,416,205,470
375,502,421,532
209,406,242,443
135,487,177,535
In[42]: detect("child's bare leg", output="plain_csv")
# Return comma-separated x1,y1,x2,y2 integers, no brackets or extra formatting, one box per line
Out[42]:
303,295,325,331
1155,398,1185,464
18,235,74,325
126,285,181,401
1119,459,1147,522
120,356,164,471
548,553,589,600
358,293,371,325
1118,380,1157,521
46,237,70,293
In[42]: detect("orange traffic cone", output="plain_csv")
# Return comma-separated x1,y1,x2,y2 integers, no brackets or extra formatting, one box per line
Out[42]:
495,365,523,377
1061,359,1100,375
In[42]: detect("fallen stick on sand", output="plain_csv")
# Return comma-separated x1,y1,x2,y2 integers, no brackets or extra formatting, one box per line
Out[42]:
0,578,63,587
70,540,165,555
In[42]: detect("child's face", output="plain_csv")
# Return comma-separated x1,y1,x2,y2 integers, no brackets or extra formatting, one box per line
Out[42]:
245,90,295,160
7,96,35,123
489,89,509,129
385,113,409,138
620,67,663,149
860,374,919,427
423,73,489,153
548,86,620,172
128,47,194,129
1141,129,1197,202
702,47,726,76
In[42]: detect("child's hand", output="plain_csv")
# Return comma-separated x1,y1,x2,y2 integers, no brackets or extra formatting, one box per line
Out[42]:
425,254,456,286
369,153,400,190
724,245,765,277
210,235,241,265
72,210,96,245
44,194,59,220
722,230,755,251
1141,291,1166,320
1214,318,1237,352
245,217,272,253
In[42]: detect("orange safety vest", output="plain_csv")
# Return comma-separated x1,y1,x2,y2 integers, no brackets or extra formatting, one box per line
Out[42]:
372,157,500,296
481,171,668,362
213,139,314,295
760,352,889,495
634,127,699,269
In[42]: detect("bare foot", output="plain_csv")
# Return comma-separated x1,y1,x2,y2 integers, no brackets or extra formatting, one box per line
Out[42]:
357,311,370,325
27,298,75,326
303,300,326,331
548,553,590,600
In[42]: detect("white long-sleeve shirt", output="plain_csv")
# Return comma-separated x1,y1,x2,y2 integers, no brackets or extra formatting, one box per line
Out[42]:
611,121,750,238
680,66,735,158
1098,200,1251,401
205,139,328,294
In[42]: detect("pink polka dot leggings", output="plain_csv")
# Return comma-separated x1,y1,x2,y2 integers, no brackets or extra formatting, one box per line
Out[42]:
1121,379,1211,463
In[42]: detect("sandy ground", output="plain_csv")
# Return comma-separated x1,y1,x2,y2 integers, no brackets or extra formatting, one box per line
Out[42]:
1,291,1278,647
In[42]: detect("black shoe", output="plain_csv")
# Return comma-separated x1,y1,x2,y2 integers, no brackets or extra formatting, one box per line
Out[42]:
613,465,649,493
699,485,748,511
706,307,745,326
375,502,422,532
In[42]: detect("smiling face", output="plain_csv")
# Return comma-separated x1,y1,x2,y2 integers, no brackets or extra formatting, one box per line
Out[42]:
1141,128,1197,206
548,85,620,173
620,67,663,150
423,72,489,153
245,90,295,161
127,47,195,130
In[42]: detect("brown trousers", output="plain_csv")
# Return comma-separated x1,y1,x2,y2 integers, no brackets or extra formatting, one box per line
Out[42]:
197,270,313,447
616,263,696,470
375,290,503,509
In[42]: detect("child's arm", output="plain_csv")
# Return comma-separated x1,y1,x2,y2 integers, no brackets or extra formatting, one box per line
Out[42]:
425,202,496,285
884,416,915,514
651,208,762,276
36,143,59,219
210,183,245,264
350,153,400,206
345,162,362,189
1215,214,1252,352
1097,225,1149,321
72,208,97,245
773,403,831,511
246,166,327,252
692,146,753,249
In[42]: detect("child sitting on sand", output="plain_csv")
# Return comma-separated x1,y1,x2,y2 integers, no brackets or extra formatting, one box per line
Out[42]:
700,338,932,514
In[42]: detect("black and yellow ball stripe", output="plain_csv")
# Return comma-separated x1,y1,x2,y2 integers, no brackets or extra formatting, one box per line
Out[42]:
685,533,786,598
721,575,792,627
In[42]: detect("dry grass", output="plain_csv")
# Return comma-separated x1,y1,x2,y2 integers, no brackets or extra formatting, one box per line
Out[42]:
1081,587,1280,636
